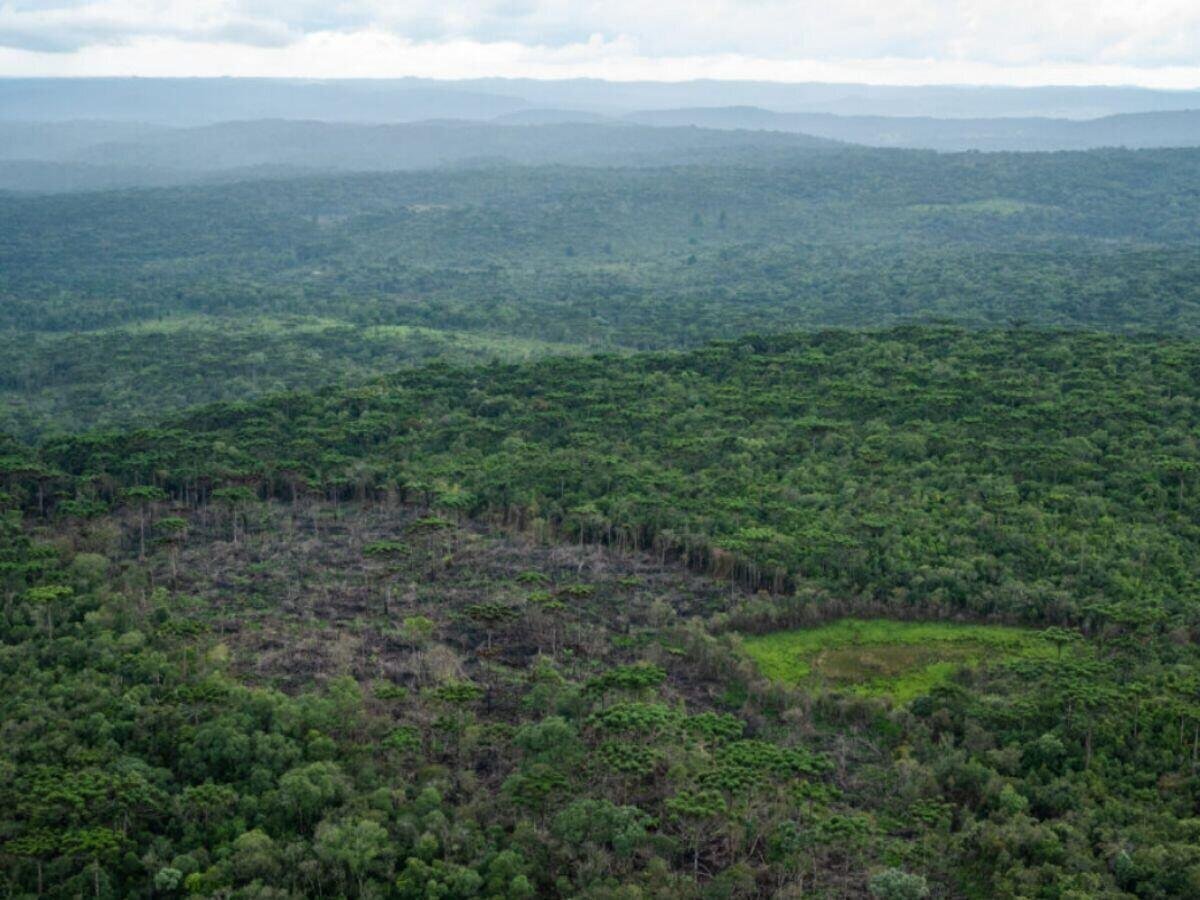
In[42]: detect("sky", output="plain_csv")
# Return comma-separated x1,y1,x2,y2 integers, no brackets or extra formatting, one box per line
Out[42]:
1,1,1199,88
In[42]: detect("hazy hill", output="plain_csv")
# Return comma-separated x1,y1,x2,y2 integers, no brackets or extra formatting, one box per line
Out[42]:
492,108,614,125
6,77,1200,123
0,77,530,125
0,119,171,159
71,119,839,170
0,119,842,191
6,105,1198,195
0,159,200,192
626,106,1200,151
474,77,1200,119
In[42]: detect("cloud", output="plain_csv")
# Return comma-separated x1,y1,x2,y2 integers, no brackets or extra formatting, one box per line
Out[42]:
0,1,1199,86
0,1,297,52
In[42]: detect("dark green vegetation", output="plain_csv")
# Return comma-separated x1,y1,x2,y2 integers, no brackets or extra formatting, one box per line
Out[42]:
4,122,1200,896
4,147,1200,437
3,327,1200,897
0,317,573,438
37,328,1200,625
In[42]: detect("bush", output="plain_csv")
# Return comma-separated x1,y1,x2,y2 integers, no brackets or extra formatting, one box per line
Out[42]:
869,868,929,900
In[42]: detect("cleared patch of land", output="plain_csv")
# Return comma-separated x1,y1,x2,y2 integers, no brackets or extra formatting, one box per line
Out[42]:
742,618,1057,700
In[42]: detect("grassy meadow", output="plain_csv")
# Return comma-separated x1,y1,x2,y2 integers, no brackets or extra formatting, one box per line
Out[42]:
741,618,1059,700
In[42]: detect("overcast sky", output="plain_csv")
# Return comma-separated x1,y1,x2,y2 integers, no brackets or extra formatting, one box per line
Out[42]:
1,1,1199,87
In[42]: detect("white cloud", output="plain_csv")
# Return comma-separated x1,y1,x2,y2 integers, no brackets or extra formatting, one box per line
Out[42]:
0,1,297,51
0,1,1199,86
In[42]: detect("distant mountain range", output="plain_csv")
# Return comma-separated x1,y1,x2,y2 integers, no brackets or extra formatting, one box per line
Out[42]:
3,77,1200,193
0,79,531,126
469,79,1200,120
0,119,843,192
622,106,1200,151
5,77,1200,124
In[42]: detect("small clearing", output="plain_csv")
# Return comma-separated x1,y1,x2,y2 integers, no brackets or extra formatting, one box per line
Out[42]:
742,618,1055,700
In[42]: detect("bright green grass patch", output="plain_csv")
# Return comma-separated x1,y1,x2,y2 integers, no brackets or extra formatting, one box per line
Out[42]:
742,618,1055,701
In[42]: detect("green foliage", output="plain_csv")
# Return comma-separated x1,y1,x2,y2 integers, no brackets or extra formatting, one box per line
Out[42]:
464,602,520,628
156,515,187,535
502,764,569,811
396,856,484,899
684,712,745,744
363,539,406,557
37,329,1200,638
743,618,1058,699
3,298,1200,898
122,485,167,504
597,740,664,776
7,149,1200,439
869,868,930,899
314,818,390,891
382,726,421,754
431,682,485,705
276,761,349,830
211,485,256,507
230,829,280,882
551,799,652,858
0,318,576,440
588,702,682,736
666,789,727,821
702,740,828,793
585,662,667,695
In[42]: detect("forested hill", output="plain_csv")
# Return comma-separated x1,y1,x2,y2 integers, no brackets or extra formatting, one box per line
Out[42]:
7,73,1200,899
4,326,1200,895
0,119,843,193
7,108,1200,191
24,327,1200,628
5,329,1200,896
624,107,1200,152
6,149,1200,338
4,147,1200,439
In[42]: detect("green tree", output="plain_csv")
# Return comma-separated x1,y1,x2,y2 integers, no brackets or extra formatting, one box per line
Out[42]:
315,818,391,897
869,868,930,900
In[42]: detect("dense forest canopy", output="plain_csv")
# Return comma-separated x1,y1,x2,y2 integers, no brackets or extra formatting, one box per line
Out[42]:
3,82,1200,896
3,327,1200,897
28,327,1200,627
3,147,1200,438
